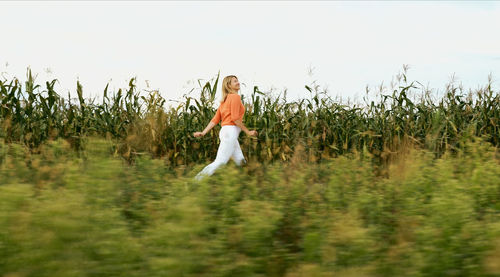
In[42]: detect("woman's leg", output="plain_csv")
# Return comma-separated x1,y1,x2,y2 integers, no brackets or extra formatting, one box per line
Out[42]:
230,139,247,166
194,127,238,180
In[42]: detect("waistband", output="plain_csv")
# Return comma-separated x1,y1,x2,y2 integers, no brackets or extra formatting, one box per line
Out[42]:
221,125,241,129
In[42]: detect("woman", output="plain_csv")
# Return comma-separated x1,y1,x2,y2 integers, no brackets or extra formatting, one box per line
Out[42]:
193,75,258,181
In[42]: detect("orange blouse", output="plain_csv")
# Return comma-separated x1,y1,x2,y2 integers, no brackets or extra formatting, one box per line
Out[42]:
211,93,246,126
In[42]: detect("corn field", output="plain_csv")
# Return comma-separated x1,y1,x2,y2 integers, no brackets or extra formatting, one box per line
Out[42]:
1,67,500,277
0,67,498,170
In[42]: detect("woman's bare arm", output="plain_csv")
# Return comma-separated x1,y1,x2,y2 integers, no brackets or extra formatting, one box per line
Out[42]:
233,119,251,135
233,119,257,136
201,122,216,135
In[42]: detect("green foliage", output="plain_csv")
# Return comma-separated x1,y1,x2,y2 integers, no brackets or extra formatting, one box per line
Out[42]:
1,136,499,276
1,67,498,168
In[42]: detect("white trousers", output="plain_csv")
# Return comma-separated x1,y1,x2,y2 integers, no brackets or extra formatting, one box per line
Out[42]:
194,125,247,181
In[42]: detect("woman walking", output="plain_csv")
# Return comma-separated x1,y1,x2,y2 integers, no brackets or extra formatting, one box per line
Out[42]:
193,75,258,181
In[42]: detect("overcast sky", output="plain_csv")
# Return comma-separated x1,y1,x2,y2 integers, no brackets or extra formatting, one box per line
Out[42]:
1,1,499,108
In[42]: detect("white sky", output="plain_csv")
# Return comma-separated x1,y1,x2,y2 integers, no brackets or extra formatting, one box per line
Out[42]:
1,1,499,108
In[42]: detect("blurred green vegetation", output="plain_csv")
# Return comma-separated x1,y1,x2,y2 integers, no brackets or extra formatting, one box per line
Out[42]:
1,135,499,277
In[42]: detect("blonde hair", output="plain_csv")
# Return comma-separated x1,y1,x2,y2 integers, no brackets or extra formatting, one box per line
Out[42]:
221,75,238,103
